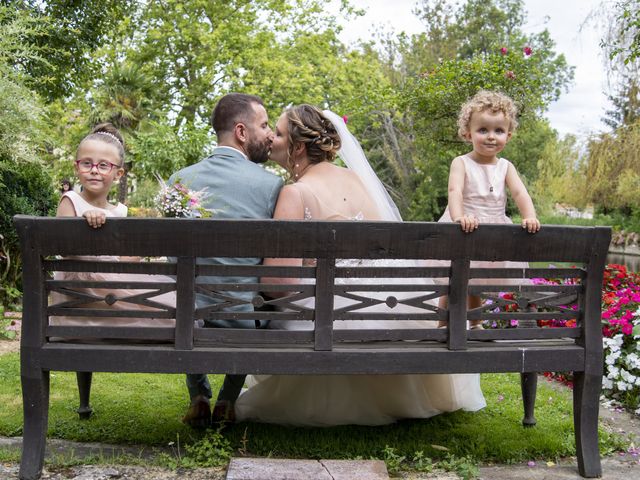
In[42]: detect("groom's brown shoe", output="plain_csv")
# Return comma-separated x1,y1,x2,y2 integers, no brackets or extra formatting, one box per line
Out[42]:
182,394,211,429
211,399,235,425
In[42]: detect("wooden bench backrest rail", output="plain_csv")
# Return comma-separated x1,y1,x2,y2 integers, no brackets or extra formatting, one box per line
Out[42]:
14,216,611,479
15,217,610,355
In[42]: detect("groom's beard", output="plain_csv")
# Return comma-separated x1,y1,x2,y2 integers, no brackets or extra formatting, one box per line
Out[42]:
247,138,271,164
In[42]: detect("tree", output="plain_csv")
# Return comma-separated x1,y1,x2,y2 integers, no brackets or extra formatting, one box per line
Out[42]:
401,44,572,219
367,0,573,220
4,0,136,100
602,0,640,67
585,121,640,213
89,61,159,201
72,0,394,195
598,0,640,130
532,134,587,212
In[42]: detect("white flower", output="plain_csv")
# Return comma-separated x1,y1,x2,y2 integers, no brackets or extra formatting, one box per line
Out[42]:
603,377,614,389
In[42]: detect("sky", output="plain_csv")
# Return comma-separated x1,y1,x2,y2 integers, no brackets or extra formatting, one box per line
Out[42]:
329,0,611,138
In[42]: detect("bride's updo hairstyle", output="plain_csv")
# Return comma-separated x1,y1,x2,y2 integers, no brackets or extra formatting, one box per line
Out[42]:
285,104,341,171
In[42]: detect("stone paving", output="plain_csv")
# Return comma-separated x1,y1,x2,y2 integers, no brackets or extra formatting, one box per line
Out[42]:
2,403,640,480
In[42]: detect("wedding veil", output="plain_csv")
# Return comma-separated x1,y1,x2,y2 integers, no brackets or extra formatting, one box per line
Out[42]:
322,110,403,222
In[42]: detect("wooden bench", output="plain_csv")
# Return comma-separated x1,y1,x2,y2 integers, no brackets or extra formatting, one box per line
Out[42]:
14,216,611,479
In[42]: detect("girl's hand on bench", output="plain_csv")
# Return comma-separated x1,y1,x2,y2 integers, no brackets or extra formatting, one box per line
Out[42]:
454,215,478,233
521,217,541,233
82,209,107,229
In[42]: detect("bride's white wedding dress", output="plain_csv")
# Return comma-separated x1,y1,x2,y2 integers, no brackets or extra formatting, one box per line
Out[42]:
233,112,486,426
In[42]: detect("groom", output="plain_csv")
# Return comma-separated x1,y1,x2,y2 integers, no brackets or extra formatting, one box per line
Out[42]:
169,93,283,427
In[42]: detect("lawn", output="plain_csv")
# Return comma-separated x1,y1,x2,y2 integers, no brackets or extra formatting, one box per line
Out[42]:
0,350,626,475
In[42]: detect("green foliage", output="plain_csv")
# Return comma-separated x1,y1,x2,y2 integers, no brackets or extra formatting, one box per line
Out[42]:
374,0,574,220
6,1,136,100
585,119,640,212
0,7,48,165
129,121,212,181
402,44,571,219
180,429,233,468
0,161,56,306
603,0,640,66
532,134,587,214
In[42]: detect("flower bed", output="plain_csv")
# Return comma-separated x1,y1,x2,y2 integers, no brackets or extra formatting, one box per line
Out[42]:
600,265,640,412
484,264,640,413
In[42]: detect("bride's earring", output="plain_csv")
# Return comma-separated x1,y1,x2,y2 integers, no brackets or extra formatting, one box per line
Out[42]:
294,162,300,180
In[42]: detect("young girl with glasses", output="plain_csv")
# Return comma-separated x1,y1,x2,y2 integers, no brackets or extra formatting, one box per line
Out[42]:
51,123,175,329
57,123,126,226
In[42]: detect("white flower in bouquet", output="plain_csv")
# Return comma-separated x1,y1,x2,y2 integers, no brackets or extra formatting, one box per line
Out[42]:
154,175,212,218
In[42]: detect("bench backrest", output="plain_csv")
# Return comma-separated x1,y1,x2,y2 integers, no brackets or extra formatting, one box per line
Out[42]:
15,216,611,359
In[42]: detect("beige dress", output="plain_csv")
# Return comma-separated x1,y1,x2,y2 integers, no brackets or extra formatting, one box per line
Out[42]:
235,172,486,426
438,155,527,280
49,191,175,328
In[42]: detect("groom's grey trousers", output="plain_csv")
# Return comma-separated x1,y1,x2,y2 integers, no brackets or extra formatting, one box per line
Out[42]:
186,276,268,403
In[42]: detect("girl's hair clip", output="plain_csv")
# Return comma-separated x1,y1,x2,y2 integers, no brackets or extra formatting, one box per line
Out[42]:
95,131,123,145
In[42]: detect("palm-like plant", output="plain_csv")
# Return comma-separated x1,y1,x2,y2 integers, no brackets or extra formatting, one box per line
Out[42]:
90,61,157,202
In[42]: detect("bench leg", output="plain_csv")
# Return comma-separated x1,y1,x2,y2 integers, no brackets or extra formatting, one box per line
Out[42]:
520,372,537,427
76,372,93,420
573,371,602,478
19,370,50,480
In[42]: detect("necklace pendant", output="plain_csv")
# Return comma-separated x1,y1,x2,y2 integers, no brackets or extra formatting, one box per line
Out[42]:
489,186,494,192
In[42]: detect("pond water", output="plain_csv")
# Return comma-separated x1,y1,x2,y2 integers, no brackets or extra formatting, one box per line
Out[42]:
607,252,640,273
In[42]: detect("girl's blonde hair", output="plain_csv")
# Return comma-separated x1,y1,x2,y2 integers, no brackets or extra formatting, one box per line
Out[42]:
457,90,518,140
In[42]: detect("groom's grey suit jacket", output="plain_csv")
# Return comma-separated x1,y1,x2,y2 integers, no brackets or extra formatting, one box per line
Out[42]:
169,146,283,327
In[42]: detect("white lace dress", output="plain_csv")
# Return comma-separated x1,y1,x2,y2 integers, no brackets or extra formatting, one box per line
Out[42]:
234,181,486,426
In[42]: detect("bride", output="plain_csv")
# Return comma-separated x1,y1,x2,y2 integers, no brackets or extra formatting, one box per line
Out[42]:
234,104,486,426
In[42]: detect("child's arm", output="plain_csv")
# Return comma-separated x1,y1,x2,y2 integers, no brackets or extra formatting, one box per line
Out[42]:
56,195,107,228
447,157,477,233
505,163,540,233
56,196,77,218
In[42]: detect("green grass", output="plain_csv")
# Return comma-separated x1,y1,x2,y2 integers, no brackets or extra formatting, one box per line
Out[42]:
0,352,626,471
0,316,17,341
536,214,613,228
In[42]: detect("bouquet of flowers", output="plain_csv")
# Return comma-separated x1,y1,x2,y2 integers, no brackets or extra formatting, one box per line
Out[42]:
154,175,212,218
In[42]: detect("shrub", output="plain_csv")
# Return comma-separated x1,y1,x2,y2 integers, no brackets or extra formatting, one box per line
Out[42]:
0,160,56,307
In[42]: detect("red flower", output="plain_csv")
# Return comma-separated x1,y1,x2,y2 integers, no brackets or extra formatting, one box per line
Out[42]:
505,70,516,79
523,46,532,56
500,47,508,55
342,115,348,124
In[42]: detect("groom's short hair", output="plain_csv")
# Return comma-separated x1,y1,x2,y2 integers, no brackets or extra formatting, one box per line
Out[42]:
212,93,265,136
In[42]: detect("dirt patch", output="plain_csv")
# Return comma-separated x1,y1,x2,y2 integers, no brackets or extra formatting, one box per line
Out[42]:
1,316,20,355
0,339,19,355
